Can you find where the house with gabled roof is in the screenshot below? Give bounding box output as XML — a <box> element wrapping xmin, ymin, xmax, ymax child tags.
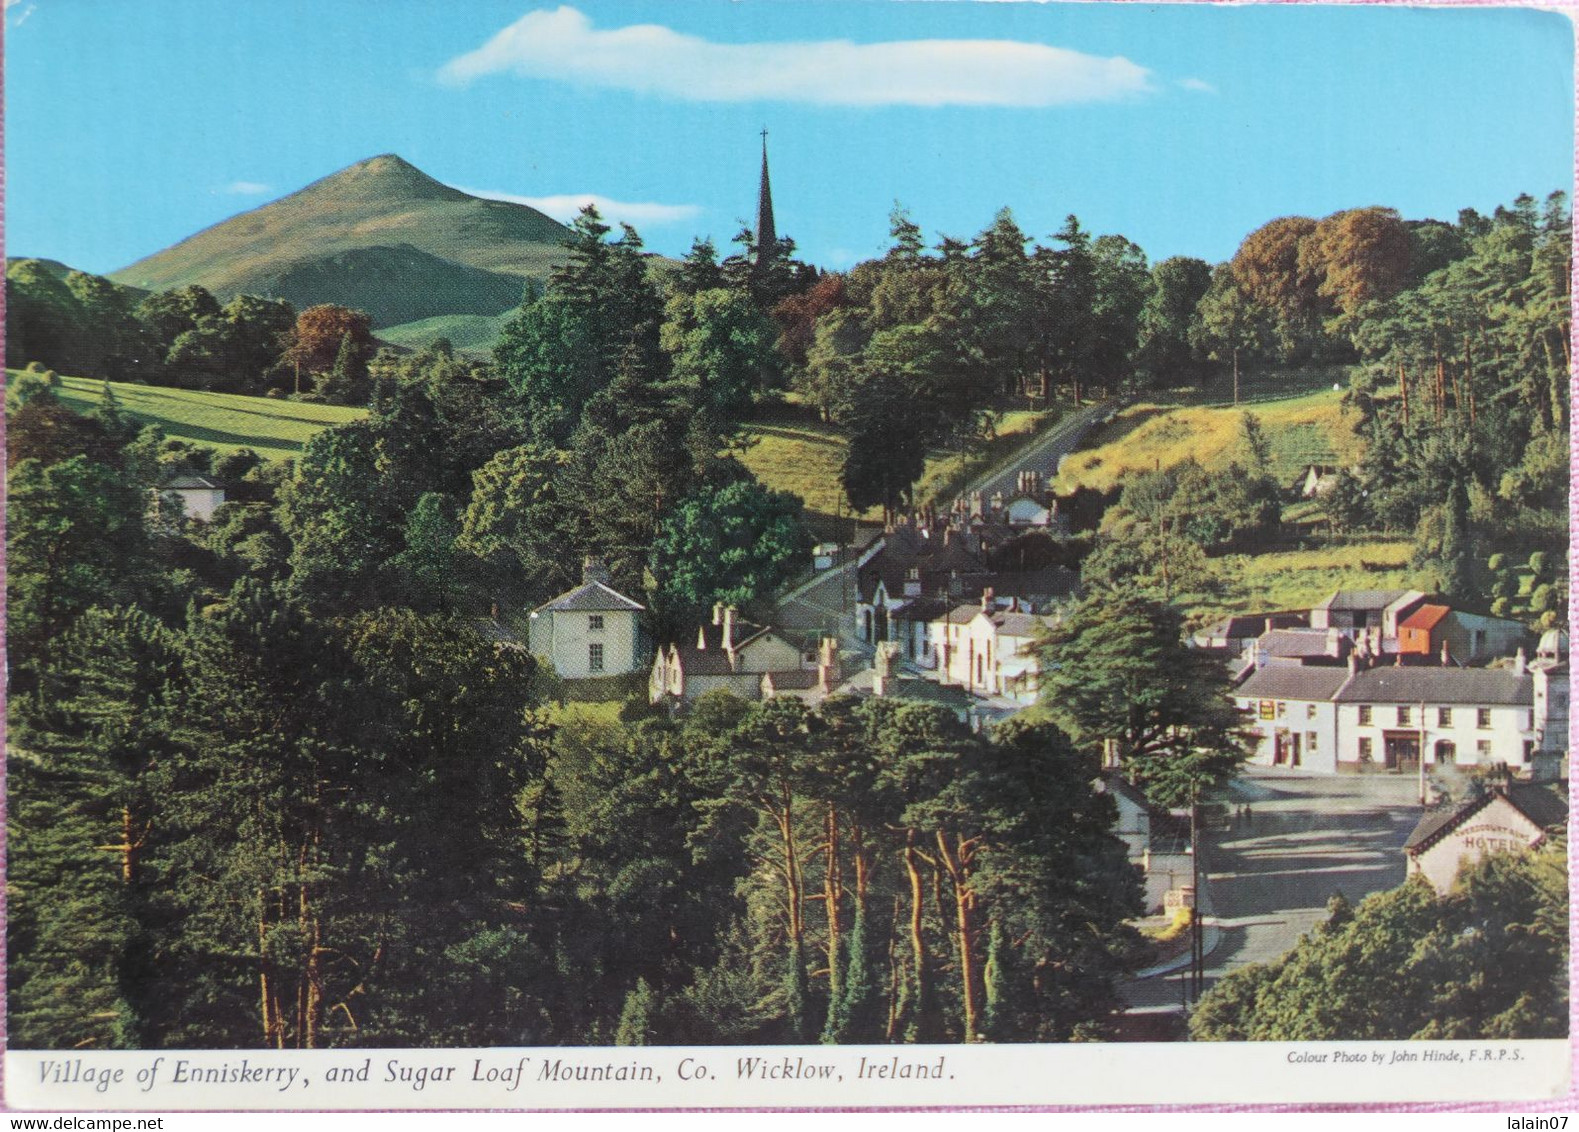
<box><xmin>1235</xmin><ymin>665</ymin><xmax>1351</xmax><ymax>773</ymax></box>
<box><xmin>1333</xmin><ymin>663</ymin><xmax>1542</xmax><ymax>773</ymax></box>
<box><xmin>1404</xmin><ymin>779</ymin><xmax>1567</xmax><ymax>894</ymax></box>
<box><xmin>157</xmin><ymin>474</ymin><xmax>226</xmax><ymax>522</ymax></box>
<box><xmin>528</xmin><ymin>558</ymin><xmax>647</xmax><ymax>679</ymax></box>
<box><xmin>649</xmin><ymin>604</ymin><xmax>810</xmax><ymax>706</ymax></box>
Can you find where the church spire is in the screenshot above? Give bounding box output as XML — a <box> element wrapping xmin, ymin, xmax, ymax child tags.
<box><xmin>755</xmin><ymin>128</ymin><xmax>777</xmax><ymax>265</ymax></box>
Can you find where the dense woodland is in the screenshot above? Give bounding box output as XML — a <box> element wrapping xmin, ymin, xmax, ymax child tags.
<box><xmin>7</xmin><ymin>190</ymin><xmax>1569</xmax><ymax>1048</ymax></box>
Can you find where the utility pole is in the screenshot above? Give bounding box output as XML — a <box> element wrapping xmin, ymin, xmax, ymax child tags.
<box><xmin>1189</xmin><ymin>783</ymin><xmax>1204</xmax><ymax>1004</ymax></box>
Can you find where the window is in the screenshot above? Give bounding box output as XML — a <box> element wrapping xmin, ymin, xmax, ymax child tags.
<box><xmin>1306</xmin><ymin>703</ymin><xmax>1318</xmax><ymax>720</ymax></box>
<box><xmin>1275</xmin><ymin>701</ymin><xmax>1286</xmax><ymax>719</ymax></box>
<box><xmin>1307</xmin><ymin>731</ymin><xmax>1319</xmax><ymax>752</ymax></box>
<box><xmin>1434</xmin><ymin>740</ymin><xmax>1455</xmax><ymax>765</ymax></box>
<box><xmin>1358</xmin><ymin>737</ymin><xmax>1373</xmax><ymax>761</ymax></box>
<box><xmin>1396</xmin><ymin>705</ymin><xmax>1412</xmax><ymax>726</ymax></box>
<box><xmin>1477</xmin><ymin>739</ymin><xmax>1492</xmax><ymax>760</ymax></box>
<box><xmin>588</xmin><ymin>643</ymin><xmax>605</xmax><ymax>673</ymax></box>
<box><xmin>1477</xmin><ymin>708</ymin><xmax>1492</xmax><ymax>729</ymax></box>
<box><xmin>588</xmin><ymin>615</ymin><xmax>605</xmax><ymax>631</ymax></box>
<box><xmin>1437</xmin><ymin>707</ymin><xmax>1452</xmax><ymax>727</ymax></box>
<box><xmin>1358</xmin><ymin>705</ymin><xmax>1373</xmax><ymax>726</ymax></box>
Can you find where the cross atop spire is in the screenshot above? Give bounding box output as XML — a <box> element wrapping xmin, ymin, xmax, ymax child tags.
<box><xmin>755</xmin><ymin>129</ymin><xmax>777</xmax><ymax>263</ymax></box>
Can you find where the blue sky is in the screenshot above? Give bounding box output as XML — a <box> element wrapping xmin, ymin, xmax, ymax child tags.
<box><xmin>5</xmin><ymin>1</ymin><xmax>1573</xmax><ymax>275</ymax></box>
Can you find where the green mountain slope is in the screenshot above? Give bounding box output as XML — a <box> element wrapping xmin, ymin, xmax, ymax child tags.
<box><xmin>377</xmin><ymin>311</ymin><xmax>515</xmax><ymax>355</ymax></box>
<box><xmin>109</xmin><ymin>154</ymin><xmax>568</xmax><ymax>321</ymax></box>
<box><xmin>256</xmin><ymin>244</ymin><xmax>527</xmax><ymax>329</ymax></box>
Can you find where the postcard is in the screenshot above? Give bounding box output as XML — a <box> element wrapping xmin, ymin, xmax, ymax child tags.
<box><xmin>3</xmin><ymin>0</ymin><xmax>1574</xmax><ymax>1114</ymax></box>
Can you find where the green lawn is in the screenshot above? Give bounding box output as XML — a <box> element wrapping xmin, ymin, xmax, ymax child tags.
<box><xmin>739</xmin><ymin>403</ymin><xmax>1061</xmax><ymax>535</ymax></box>
<box><xmin>1054</xmin><ymin>388</ymin><xmax>1361</xmax><ymax>493</ymax></box>
<box><xmin>42</xmin><ymin>374</ymin><xmax>365</xmax><ymax>461</ymax></box>
<box><xmin>378</xmin><ymin>312</ymin><xmax>513</xmax><ymax>355</ymax></box>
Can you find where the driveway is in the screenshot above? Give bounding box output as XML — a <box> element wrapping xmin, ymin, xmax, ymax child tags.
<box><xmin>1122</xmin><ymin>768</ymin><xmax>1423</xmax><ymax>1012</ymax></box>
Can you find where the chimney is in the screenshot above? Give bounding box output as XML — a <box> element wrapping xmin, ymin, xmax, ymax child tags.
<box><xmin>873</xmin><ymin>642</ymin><xmax>897</xmax><ymax>697</ymax></box>
<box><xmin>1440</xmin><ymin>640</ymin><xmax>1452</xmax><ymax>667</ymax></box>
<box><xmin>1514</xmin><ymin>646</ymin><xmax>1527</xmax><ymax>676</ymax></box>
<box><xmin>583</xmin><ymin>556</ymin><xmax>611</xmax><ymax>586</ymax></box>
<box><xmin>981</xmin><ymin>586</ymin><xmax>995</xmax><ymax>613</ymax></box>
<box><xmin>817</xmin><ymin>637</ymin><xmax>841</xmax><ymax>693</ymax></box>
<box><xmin>723</xmin><ymin>606</ymin><xmax>738</xmax><ymax>652</ymax></box>
<box><xmin>697</xmin><ymin>626</ymin><xmax>708</xmax><ymax>650</ymax></box>
<box><xmin>712</xmin><ymin>602</ymin><xmax>725</xmax><ymax>627</ymax></box>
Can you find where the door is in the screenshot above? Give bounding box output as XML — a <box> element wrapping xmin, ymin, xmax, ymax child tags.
<box><xmin>1383</xmin><ymin>732</ymin><xmax>1420</xmax><ymax>771</ymax></box>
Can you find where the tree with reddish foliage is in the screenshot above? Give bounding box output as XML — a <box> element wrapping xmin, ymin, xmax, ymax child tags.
<box><xmin>1298</xmin><ymin>206</ymin><xmax>1413</xmax><ymax>322</ymax></box>
<box><xmin>771</xmin><ymin>273</ymin><xmax>847</xmax><ymax>368</ymax></box>
<box><xmin>283</xmin><ymin>305</ymin><xmax>374</xmax><ymax>390</ymax></box>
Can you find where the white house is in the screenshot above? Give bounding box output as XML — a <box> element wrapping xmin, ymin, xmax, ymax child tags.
<box><xmin>160</xmin><ymin>475</ymin><xmax>226</xmax><ymax>522</ymax></box>
<box><xmin>1332</xmin><ymin>666</ymin><xmax>1540</xmax><ymax>772</ymax></box>
<box><xmin>1403</xmin><ymin>780</ymin><xmax>1567</xmax><ymax>894</ymax></box>
<box><xmin>1235</xmin><ymin>665</ymin><xmax>1350</xmax><ymax>773</ymax></box>
<box><xmin>528</xmin><ymin>560</ymin><xmax>646</xmax><ymax>680</ymax></box>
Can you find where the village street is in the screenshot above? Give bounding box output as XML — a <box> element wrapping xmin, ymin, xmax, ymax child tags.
<box><xmin>1122</xmin><ymin>769</ymin><xmax>1423</xmax><ymax>1013</ymax></box>
<box><xmin>771</xmin><ymin>399</ymin><xmax>1115</xmax><ymax>650</ymax></box>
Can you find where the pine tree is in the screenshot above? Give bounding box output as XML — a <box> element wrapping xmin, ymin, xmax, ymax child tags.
<box><xmin>615</xmin><ymin>978</ymin><xmax>658</xmax><ymax>1046</ymax></box>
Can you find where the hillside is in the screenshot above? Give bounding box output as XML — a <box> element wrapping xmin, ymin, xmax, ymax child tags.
<box><xmin>378</xmin><ymin>311</ymin><xmax>516</xmax><ymax>355</ymax></box>
<box><xmin>1052</xmin><ymin>389</ymin><xmax>1363</xmax><ymax>493</ymax></box>
<box><xmin>109</xmin><ymin>155</ymin><xmax>569</xmax><ymax>326</ymax></box>
<box><xmin>46</xmin><ymin>374</ymin><xmax>364</xmax><ymax>462</ymax></box>
<box><xmin>258</xmin><ymin>244</ymin><xmax>527</xmax><ymax>329</ymax></box>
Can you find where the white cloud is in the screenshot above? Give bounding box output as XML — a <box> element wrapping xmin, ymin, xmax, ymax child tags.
<box><xmin>9</xmin><ymin>3</ymin><xmax>35</xmax><ymax>26</ymax></box>
<box><xmin>225</xmin><ymin>181</ymin><xmax>272</xmax><ymax>195</ymax></box>
<box><xmin>439</xmin><ymin>6</ymin><xmax>1153</xmax><ymax>107</ymax></box>
<box><xmin>456</xmin><ymin>186</ymin><xmax>701</xmax><ymax>228</ymax></box>
<box><xmin>1179</xmin><ymin>77</ymin><xmax>1217</xmax><ymax>94</ymax></box>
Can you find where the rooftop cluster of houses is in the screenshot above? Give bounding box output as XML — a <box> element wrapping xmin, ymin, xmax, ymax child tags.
<box><xmin>854</xmin><ymin>502</ymin><xmax>1080</xmax><ymax>705</ymax></box>
<box><xmin>1211</xmin><ymin>589</ymin><xmax>1568</xmax><ymax>777</ymax></box>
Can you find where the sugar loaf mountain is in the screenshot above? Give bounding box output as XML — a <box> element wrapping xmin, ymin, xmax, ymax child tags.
<box><xmin>108</xmin><ymin>154</ymin><xmax>572</xmax><ymax>332</ymax></box>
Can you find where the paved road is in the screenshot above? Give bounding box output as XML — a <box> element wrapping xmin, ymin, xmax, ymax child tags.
<box><xmin>1123</xmin><ymin>769</ymin><xmax>1423</xmax><ymax>1011</ymax></box>
<box><xmin>968</xmin><ymin>400</ymin><xmax>1114</xmax><ymax>502</ymax></box>
<box><xmin>771</xmin><ymin>400</ymin><xmax>1115</xmax><ymax>650</ymax></box>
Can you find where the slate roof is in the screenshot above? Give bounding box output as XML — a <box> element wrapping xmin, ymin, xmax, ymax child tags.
<box><xmin>1199</xmin><ymin>611</ymin><xmax>1308</xmax><ymax>642</ymax></box>
<box><xmin>943</xmin><ymin>602</ymin><xmax>987</xmax><ymax>625</ymax></box>
<box><xmin>838</xmin><ymin>670</ymin><xmax>974</xmax><ymax>708</ymax></box>
<box><xmin>534</xmin><ymin>581</ymin><xmax>645</xmax><ymax>614</ymax></box>
<box><xmin>890</xmin><ymin>597</ymin><xmax>952</xmax><ymax>623</ymax></box>
<box><xmin>1235</xmin><ymin>666</ymin><xmax>1353</xmax><ymax>701</ymax></box>
<box><xmin>990</xmin><ymin>611</ymin><xmax>1046</xmax><ymax>639</ymax></box>
<box><xmin>1404</xmin><ymin>782</ymin><xmax>1568</xmax><ymax>853</ymax></box>
<box><xmin>1315</xmin><ymin>589</ymin><xmax>1411</xmax><ymax>612</ymax></box>
<box><xmin>1333</xmin><ymin>667</ymin><xmax>1532</xmax><ymax>707</ymax></box>
<box><xmin>163</xmin><ymin>475</ymin><xmax>222</xmax><ymax>491</ymax></box>
<box><xmin>1259</xmin><ymin>628</ymin><xmax>1343</xmax><ymax>659</ymax></box>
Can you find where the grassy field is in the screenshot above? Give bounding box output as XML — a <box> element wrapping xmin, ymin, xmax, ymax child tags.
<box><xmin>378</xmin><ymin>312</ymin><xmax>513</xmax><ymax>355</ymax></box>
<box><xmin>739</xmin><ymin>404</ymin><xmax>1058</xmax><ymax>536</ymax></box>
<box><xmin>44</xmin><ymin>374</ymin><xmax>364</xmax><ymax>461</ymax></box>
<box><xmin>1053</xmin><ymin>388</ymin><xmax>1362</xmax><ymax>493</ymax></box>
<box><xmin>1216</xmin><ymin>540</ymin><xmax>1423</xmax><ymax>618</ymax></box>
